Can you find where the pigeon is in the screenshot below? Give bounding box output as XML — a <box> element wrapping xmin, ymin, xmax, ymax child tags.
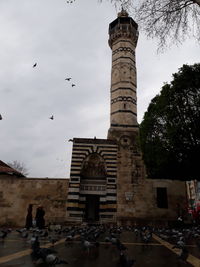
<box><xmin>82</xmin><ymin>240</ymin><xmax>97</xmax><ymax>254</ymax></box>
<box><xmin>65</xmin><ymin>78</ymin><xmax>71</xmax><ymax>81</ymax></box>
<box><xmin>173</xmin><ymin>239</ymin><xmax>185</xmax><ymax>249</ymax></box>
<box><xmin>16</xmin><ymin>228</ymin><xmax>26</xmax><ymax>234</ymax></box>
<box><xmin>21</xmin><ymin>231</ymin><xmax>29</xmax><ymax>238</ymax></box>
<box><xmin>105</xmin><ymin>236</ymin><xmax>111</xmax><ymax>242</ymax></box>
<box><xmin>33</xmin><ymin>63</ymin><xmax>37</xmax><ymax>68</ymax></box>
<box><xmin>0</xmin><ymin>230</ymin><xmax>8</xmax><ymax>240</ymax></box>
<box><xmin>32</xmin><ymin>247</ymin><xmax>58</xmax><ymax>264</ymax></box>
<box><xmin>71</xmin><ymin>84</ymin><xmax>75</xmax><ymax>87</ymax></box>
<box><xmin>119</xmin><ymin>252</ymin><xmax>135</xmax><ymax>267</ymax></box>
<box><xmin>178</xmin><ymin>247</ymin><xmax>189</xmax><ymax>262</ymax></box>
<box><xmin>142</xmin><ymin>233</ymin><xmax>151</xmax><ymax>244</ymax></box>
<box><xmin>45</xmin><ymin>254</ymin><xmax>68</xmax><ymax>265</ymax></box>
<box><xmin>0</xmin><ymin>114</ymin><xmax>2</xmax><ymax>120</ymax></box>
<box><xmin>39</xmin><ymin>230</ymin><xmax>48</xmax><ymax>238</ymax></box>
<box><xmin>65</xmin><ymin>235</ymin><xmax>74</xmax><ymax>241</ymax></box>
<box><xmin>49</xmin><ymin>115</ymin><xmax>54</xmax><ymax>120</ymax></box>
<box><xmin>110</xmin><ymin>237</ymin><xmax>118</xmax><ymax>245</ymax></box>
<box><xmin>195</xmin><ymin>238</ymin><xmax>200</xmax><ymax>251</ymax></box>
<box><xmin>31</xmin><ymin>236</ymin><xmax>40</xmax><ymax>250</ymax></box>
<box><xmin>116</xmin><ymin>240</ymin><xmax>127</xmax><ymax>251</ymax></box>
<box><xmin>48</xmin><ymin>235</ymin><xmax>59</xmax><ymax>246</ymax></box>
<box><xmin>31</xmin><ymin>237</ymin><xmax>58</xmax><ymax>263</ymax></box>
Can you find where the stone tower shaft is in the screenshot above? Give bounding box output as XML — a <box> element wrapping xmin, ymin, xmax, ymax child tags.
<box><xmin>108</xmin><ymin>10</ymin><xmax>139</xmax><ymax>140</ymax></box>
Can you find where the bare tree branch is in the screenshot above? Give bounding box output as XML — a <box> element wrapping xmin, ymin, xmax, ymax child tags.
<box><xmin>7</xmin><ymin>160</ymin><xmax>29</xmax><ymax>176</ymax></box>
<box><xmin>100</xmin><ymin>0</ymin><xmax>200</xmax><ymax>50</ymax></box>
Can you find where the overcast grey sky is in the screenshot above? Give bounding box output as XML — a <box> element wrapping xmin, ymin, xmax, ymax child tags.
<box><xmin>0</xmin><ymin>0</ymin><xmax>199</xmax><ymax>178</ymax></box>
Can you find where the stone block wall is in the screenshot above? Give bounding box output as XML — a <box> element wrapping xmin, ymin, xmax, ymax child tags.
<box><xmin>117</xmin><ymin>178</ymin><xmax>187</xmax><ymax>225</ymax></box>
<box><xmin>0</xmin><ymin>174</ymin><xmax>187</xmax><ymax>227</ymax></box>
<box><xmin>0</xmin><ymin>177</ymin><xmax>68</xmax><ymax>227</ymax></box>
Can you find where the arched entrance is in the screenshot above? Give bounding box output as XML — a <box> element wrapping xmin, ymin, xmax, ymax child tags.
<box><xmin>80</xmin><ymin>153</ymin><xmax>106</xmax><ymax>222</ymax></box>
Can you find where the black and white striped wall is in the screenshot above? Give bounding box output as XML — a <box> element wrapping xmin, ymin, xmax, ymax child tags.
<box><xmin>66</xmin><ymin>138</ymin><xmax>118</xmax><ymax>223</ymax></box>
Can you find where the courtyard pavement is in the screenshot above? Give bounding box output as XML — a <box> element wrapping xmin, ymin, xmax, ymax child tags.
<box><xmin>0</xmin><ymin>229</ymin><xmax>200</xmax><ymax>267</ymax></box>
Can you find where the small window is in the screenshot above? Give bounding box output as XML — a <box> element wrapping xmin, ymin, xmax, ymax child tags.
<box><xmin>156</xmin><ymin>187</ymin><xmax>168</xmax><ymax>209</ymax></box>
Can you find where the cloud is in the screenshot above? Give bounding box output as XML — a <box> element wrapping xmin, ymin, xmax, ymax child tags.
<box><xmin>0</xmin><ymin>0</ymin><xmax>199</xmax><ymax>178</ymax></box>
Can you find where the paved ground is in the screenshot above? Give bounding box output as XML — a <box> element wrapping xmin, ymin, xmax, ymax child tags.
<box><xmin>0</xmin><ymin>230</ymin><xmax>199</xmax><ymax>267</ymax></box>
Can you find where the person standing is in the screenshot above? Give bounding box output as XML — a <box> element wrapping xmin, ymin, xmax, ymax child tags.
<box><xmin>25</xmin><ymin>204</ymin><xmax>33</xmax><ymax>229</ymax></box>
<box><xmin>35</xmin><ymin>206</ymin><xmax>45</xmax><ymax>229</ymax></box>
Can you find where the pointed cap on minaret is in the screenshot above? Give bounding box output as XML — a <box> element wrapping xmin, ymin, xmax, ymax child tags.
<box><xmin>117</xmin><ymin>8</ymin><xmax>129</xmax><ymax>18</ymax></box>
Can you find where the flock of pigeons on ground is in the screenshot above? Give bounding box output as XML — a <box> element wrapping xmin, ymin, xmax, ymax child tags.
<box><xmin>0</xmin><ymin>62</ymin><xmax>76</xmax><ymax>122</ymax></box>
<box><xmin>1</xmin><ymin>224</ymin><xmax>200</xmax><ymax>266</ymax></box>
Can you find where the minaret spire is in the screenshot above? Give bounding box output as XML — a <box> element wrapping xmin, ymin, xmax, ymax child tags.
<box><xmin>118</xmin><ymin>4</ymin><xmax>128</xmax><ymax>17</ymax></box>
<box><xmin>108</xmin><ymin>11</ymin><xmax>139</xmax><ymax>141</ymax></box>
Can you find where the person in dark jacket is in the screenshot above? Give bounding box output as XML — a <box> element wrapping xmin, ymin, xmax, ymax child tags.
<box><xmin>25</xmin><ymin>204</ymin><xmax>33</xmax><ymax>229</ymax></box>
<box><xmin>35</xmin><ymin>206</ymin><xmax>45</xmax><ymax>229</ymax></box>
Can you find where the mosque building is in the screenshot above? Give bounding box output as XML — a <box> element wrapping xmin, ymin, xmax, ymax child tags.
<box><xmin>66</xmin><ymin>10</ymin><xmax>187</xmax><ymax>225</ymax></box>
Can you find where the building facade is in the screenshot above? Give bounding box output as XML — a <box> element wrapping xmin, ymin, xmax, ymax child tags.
<box><xmin>66</xmin><ymin>10</ymin><xmax>187</xmax><ymax>224</ymax></box>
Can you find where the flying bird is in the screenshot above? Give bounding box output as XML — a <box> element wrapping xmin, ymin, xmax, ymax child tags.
<box><xmin>0</xmin><ymin>114</ymin><xmax>2</xmax><ymax>120</ymax></box>
<box><xmin>49</xmin><ymin>115</ymin><xmax>54</xmax><ymax>120</ymax></box>
<box><xmin>33</xmin><ymin>63</ymin><xmax>37</xmax><ymax>68</ymax></box>
<box><xmin>68</xmin><ymin>139</ymin><xmax>73</xmax><ymax>142</ymax></box>
<box><xmin>71</xmin><ymin>84</ymin><xmax>76</xmax><ymax>87</ymax></box>
<box><xmin>65</xmin><ymin>78</ymin><xmax>71</xmax><ymax>81</ymax></box>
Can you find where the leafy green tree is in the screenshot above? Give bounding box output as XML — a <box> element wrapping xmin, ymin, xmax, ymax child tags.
<box><xmin>140</xmin><ymin>63</ymin><xmax>200</xmax><ymax>180</ymax></box>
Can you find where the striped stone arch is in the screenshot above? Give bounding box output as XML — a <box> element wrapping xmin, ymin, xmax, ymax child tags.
<box><xmin>66</xmin><ymin>138</ymin><xmax>118</xmax><ymax>222</ymax></box>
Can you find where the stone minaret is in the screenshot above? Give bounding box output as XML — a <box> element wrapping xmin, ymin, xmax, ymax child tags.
<box><xmin>66</xmin><ymin>9</ymin><xmax>187</xmax><ymax>225</ymax></box>
<box><xmin>107</xmin><ymin>10</ymin><xmax>145</xmax><ymax>221</ymax></box>
<box><xmin>108</xmin><ymin>9</ymin><xmax>139</xmax><ymax>141</ymax></box>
